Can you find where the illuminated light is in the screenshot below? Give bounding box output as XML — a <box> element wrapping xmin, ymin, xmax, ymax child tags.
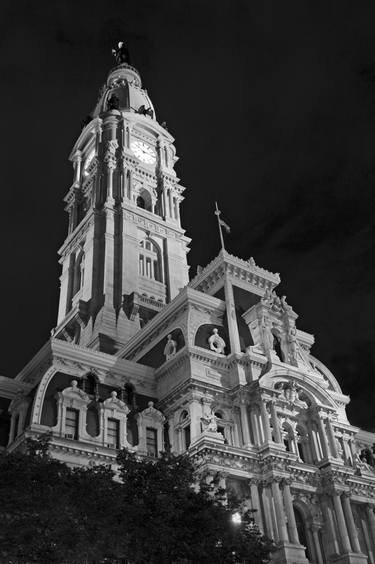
<box><xmin>231</xmin><ymin>512</ymin><xmax>241</xmax><ymax>524</ymax></box>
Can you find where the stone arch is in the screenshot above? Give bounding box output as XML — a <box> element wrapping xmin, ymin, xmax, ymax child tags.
<box><xmin>136</xmin><ymin>187</ymin><xmax>152</xmax><ymax>212</ymax></box>
<box><xmin>309</xmin><ymin>354</ymin><xmax>342</xmax><ymax>393</ymax></box>
<box><xmin>265</xmin><ymin>371</ymin><xmax>338</xmax><ymax>410</ymax></box>
<box><xmin>138</xmin><ymin>233</ymin><xmax>163</xmax><ymax>282</ymax></box>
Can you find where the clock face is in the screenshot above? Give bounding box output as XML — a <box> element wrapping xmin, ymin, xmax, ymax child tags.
<box><xmin>130</xmin><ymin>140</ymin><xmax>156</xmax><ymax>164</ymax></box>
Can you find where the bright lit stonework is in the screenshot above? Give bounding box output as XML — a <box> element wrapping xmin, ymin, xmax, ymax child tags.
<box><xmin>1</xmin><ymin>47</ymin><xmax>375</xmax><ymax>564</ymax></box>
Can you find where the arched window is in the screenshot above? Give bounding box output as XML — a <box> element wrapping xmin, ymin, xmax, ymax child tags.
<box><xmin>272</xmin><ymin>331</ymin><xmax>284</xmax><ymax>361</ymax></box>
<box><xmin>138</xmin><ymin>237</ymin><xmax>162</xmax><ymax>282</ymax></box>
<box><xmin>136</xmin><ymin>188</ymin><xmax>153</xmax><ymax>212</ymax></box>
<box><xmin>282</xmin><ymin>423</ymin><xmax>295</xmax><ymax>453</ymax></box>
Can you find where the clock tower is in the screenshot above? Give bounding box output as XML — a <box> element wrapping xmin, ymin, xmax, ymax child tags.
<box><xmin>54</xmin><ymin>47</ymin><xmax>190</xmax><ymax>352</ymax></box>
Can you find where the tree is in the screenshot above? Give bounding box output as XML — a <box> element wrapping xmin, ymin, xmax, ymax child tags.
<box><xmin>0</xmin><ymin>437</ymin><xmax>274</xmax><ymax>563</ymax></box>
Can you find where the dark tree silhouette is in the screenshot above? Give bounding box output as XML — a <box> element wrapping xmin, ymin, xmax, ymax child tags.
<box><xmin>0</xmin><ymin>436</ymin><xmax>274</xmax><ymax>563</ymax></box>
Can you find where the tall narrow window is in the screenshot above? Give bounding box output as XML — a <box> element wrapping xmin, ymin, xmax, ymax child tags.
<box><xmin>138</xmin><ymin>237</ymin><xmax>162</xmax><ymax>282</ymax></box>
<box><xmin>107</xmin><ymin>418</ymin><xmax>120</xmax><ymax>449</ymax></box>
<box><xmin>184</xmin><ymin>425</ymin><xmax>191</xmax><ymax>449</ymax></box>
<box><xmin>65</xmin><ymin>408</ymin><xmax>79</xmax><ymax>440</ymax></box>
<box><xmin>146</xmin><ymin>427</ymin><xmax>158</xmax><ymax>457</ymax></box>
<box><xmin>139</xmin><ymin>255</ymin><xmax>145</xmax><ymax>276</ymax></box>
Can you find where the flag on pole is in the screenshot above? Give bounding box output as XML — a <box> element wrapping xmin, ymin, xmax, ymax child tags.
<box><xmin>214</xmin><ymin>202</ymin><xmax>231</xmax><ymax>251</ymax></box>
<box><xmin>219</xmin><ymin>217</ymin><xmax>231</xmax><ymax>233</ymax></box>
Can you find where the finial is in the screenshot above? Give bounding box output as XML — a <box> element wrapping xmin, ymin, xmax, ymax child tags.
<box><xmin>111</xmin><ymin>41</ymin><xmax>131</xmax><ymax>66</ymax></box>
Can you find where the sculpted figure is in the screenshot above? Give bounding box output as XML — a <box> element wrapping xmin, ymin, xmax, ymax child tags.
<box><xmin>261</xmin><ymin>288</ymin><xmax>273</xmax><ymax>306</ymax></box>
<box><xmin>287</xmin><ymin>325</ymin><xmax>298</xmax><ymax>363</ymax></box>
<box><xmin>261</xmin><ymin>316</ymin><xmax>274</xmax><ymax>351</ymax></box>
<box><xmin>281</xmin><ymin>295</ymin><xmax>293</xmax><ymax>313</ymax></box>
<box><xmin>208</xmin><ymin>328</ymin><xmax>226</xmax><ymax>355</ymax></box>
<box><xmin>201</xmin><ymin>410</ymin><xmax>218</xmax><ymax>432</ymax></box>
<box><xmin>112</xmin><ymin>41</ymin><xmax>131</xmax><ymax>65</ymax></box>
<box><xmin>163</xmin><ymin>334</ymin><xmax>177</xmax><ymax>361</ymax></box>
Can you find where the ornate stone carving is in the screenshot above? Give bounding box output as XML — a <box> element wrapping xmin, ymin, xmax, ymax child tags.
<box><xmin>261</xmin><ymin>315</ymin><xmax>274</xmax><ymax>352</ymax></box>
<box><xmin>104</xmin><ymin>139</ymin><xmax>118</xmax><ymax>170</ymax></box>
<box><xmin>208</xmin><ymin>328</ymin><xmax>226</xmax><ymax>355</ymax></box>
<box><xmin>163</xmin><ymin>334</ymin><xmax>177</xmax><ymax>361</ymax></box>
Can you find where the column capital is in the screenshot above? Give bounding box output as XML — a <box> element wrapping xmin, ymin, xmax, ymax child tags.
<box><xmin>280</xmin><ymin>477</ymin><xmax>293</xmax><ymax>488</ymax></box>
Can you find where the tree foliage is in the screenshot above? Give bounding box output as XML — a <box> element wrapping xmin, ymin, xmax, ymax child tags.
<box><xmin>0</xmin><ymin>436</ymin><xmax>275</xmax><ymax>563</ymax></box>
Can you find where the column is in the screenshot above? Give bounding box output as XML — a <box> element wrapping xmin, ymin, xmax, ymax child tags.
<box><xmin>189</xmin><ymin>397</ymin><xmax>202</xmax><ymax>442</ymax></box>
<box><xmin>311</xmin><ymin>526</ymin><xmax>324</xmax><ymax>564</ymax></box>
<box><xmin>366</xmin><ymin>505</ymin><xmax>375</xmax><ymax>550</ymax></box>
<box><xmin>271</xmin><ymin>481</ymin><xmax>288</xmax><ymax>541</ymax></box>
<box><xmin>168</xmin><ymin>188</ymin><xmax>173</xmax><ymax>219</ymax></box>
<box><xmin>326</xmin><ymin>418</ymin><xmax>338</xmax><ymax>458</ymax></box>
<box><xmin>332</xmin><ymin>492</ymin><xmax>351</xmax><ymax>553</ymax></box>
<box><xmin>232</xmin><ymin>407</ymin><xmax>241</xmax><ymax>447</ymax></box>
<box><xmin>342</xmin><ymin>493</ymin><xmax>361</xmax><ymax>552</ymax></box>
<box><xmin>250</xmin><ymin>410</ymin><xmax>260</xmax><ymax>445</ymax></box>
<box><xmin>239</xmin><ymin>403</ymin><xmax>251</xmax><ymax>446</ymax></box>
<box><xmin>223</xmin><ymin>275</ymin><xmax>242</xmax><ymax>354</ymax></box>
<box><xmin>249</xmin><ymin>480</ymin><xmax>264</xmax><ymax>532</ymax></box>
<box><xmin>282</xmin><ymin>481</ymin><xmax>299</xmax><ymax>544</ymax></box>
<box><xmin>73</xmin><ymin>150</ymin><xmax>82</xmax><ymax>185</ymax></box>
<box><xmin>162</xmin><ymin>185</ymin><xmax>168</xmax><ymax>218</ymax></box>
<box><xmin>261</xmin><ymin>483</ymin><xmax>275</xmax><ymax>538</ymax></box>
<box><xmin>321</xmin><ymin>496</ymin><xmax>340</xmax><ymax>556</ymax></box>
<box><xmin>270</xmin><ymin>402</ymin><xmax>282</xmax><ymax>443</ymax></box>
<box><xmin>260</xmin><ymin>400</ymin><xmax>272</xmax><ymax>442</ymax></box>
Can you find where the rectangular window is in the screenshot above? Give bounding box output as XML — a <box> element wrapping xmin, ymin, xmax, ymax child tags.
<box><xmin>65</xmin><ymin>408</ymin><xmax>79</xmax><ymax>440</ymax></box>
<box><xmin>146</xmin><ymin>427</ymin><xmax>158</xmax><ymax>457</ymax></box>
<box><xmin>184</xmin><ymin>425</ymin><xmax>191</xmax><ymax>449</ymax></box>
<box><xmin>107</xmin><ymin>418</ymin><xmax>120</xmax><ymax>449</ymax></box>
<box><xmin>139</xmin><ymin>255</ymin><xmax>144</xmax><ymax>276</ymax></box>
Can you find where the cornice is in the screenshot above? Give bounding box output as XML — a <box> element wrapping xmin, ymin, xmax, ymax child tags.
<box><xmin>0</xmin><ymin>377</ymin><xmax>33</xmax><ymax>399</ymax></box>
<box><xmin>118</xmin><ymin>286</ymin><xmax>225</xmax><ymax>360</ymax></box>
<box><xmin>14</xmin><ymin>338</ymin><xmax>155</xmax><ymax>392</ymax></box>
<box><xmin>58</xmin><ymin>209</ymin><xmax>95</xmax><ymax>258</ymax></box>
<box><xmin>121</xmin><ymin>204</ymin><xmax>191</xmax><ymax>243</ymax></box>
<box><xmin>189</xmin><ymin>250</ymin><xmax>280</xmax><ymax>295</ymax></box>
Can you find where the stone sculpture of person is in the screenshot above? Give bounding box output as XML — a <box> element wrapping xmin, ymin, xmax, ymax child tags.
<box><xmin>261</xmin><ymin>316</ymin><xmax>274</xmax><ymax>352</ymax></box>
<box><xmin>287</xmin><ymin>325</ymin><xmax>298</xmax><ymax>363</ymax></box>
<box><xmin>208</xmin><ymin>328</ymin><xmax>226</xmax><ymax>355</ymax></box>
<box><xmin>201</xmin><ymin>410</ymin><xmax>218</xmax><ymax>432</ymax></box>
<box><xmin>163</xmin><ymin>334</ymin><xmax>177</xmax><ymax>361</ymax></box>
<box><xmin>112</xmin><ymin>41</ymin><xmax>130</xmax><ymax>65</ymax></box>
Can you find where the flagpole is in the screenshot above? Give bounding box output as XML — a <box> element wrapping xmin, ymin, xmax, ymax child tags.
<box><xmin>214</xmin><ymin>201</ymin><xmax>225</xmax><ymax>251</ymax></box>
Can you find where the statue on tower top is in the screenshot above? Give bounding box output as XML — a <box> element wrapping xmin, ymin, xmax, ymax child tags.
<box><xmin>112</xmin><ymin>41</ymin><xmax>131</xmax><ymax>65</ymax></box>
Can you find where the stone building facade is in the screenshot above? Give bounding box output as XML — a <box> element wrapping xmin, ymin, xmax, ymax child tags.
<box><xmin>1</xmin><ymin>49</ymin><xmax>375</xmax><ymax>564</ymax></box>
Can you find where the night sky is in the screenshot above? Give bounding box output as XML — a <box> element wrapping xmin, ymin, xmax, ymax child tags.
<box><xmin>1</xmin><ymin>1</ymin><xmax>375</xmax><ymax>430</ymax></box>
